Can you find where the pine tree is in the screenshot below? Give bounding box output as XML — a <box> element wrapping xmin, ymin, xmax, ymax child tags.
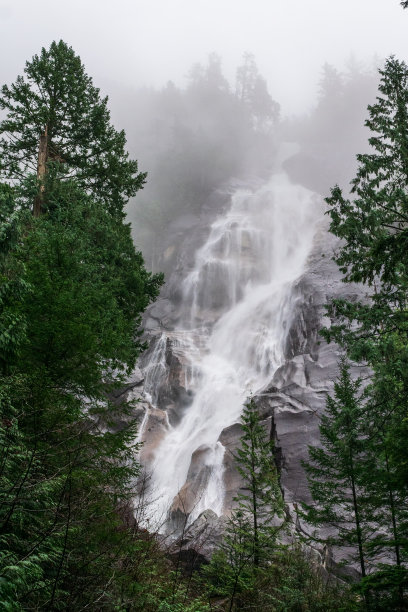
<box><xmin>0</xmin><ymin>40</ymin><xmax>146</xmax><ymax>217</ymax></box>
<box><xmin>233</xmin><ymin>397</ymin><xmax>284</xmax><ymax>567</ymax></box>
<box><xmin>235</xmin><ymin>53</ymin><xmax>279</xmax><ymax>131</ymax></box>
<box><xmin>319</xmin><ymin>56</ymin><xmax>408</xmax><ymax>610</ymax></box>
<box><xmin>0</xmin><ymin>43</ymin><xmax>164</xmax><ymax>609</ymax></box>
<box><xmin>202</xmin><ymin>510</ymin><xmax>255</xmax><ymax>611</ymax></box>
<box><xmin>16</xmin><ymin>179</ymin><xmax>162</xmax><ymax>395</ymax></box>
<box><xmin>302</xmin><ymin>361</ymin><xmax>372</xmax><ymax>581</ymax></box>
<box><xmin>0</xmin><ymin>183</ymin><xmax>162</xmax><ymax>607</ymax></box>
<box><xmin>357</xmin><ymin>422</ymin><xmax>408</xmax><ymax>609</ymax></box>
<box><xmin>303</xmin><ymin>362</ymin><xmax>408</xmax><ymax>608</ymax></box>
<box><xmin>202</xmin><ymin>399</ymin><xmax>283</xmax><ymax>610</ymax></box>
<box><xmin>323</xmin><ymin>55</ymin><xmax>408</xmax><ymax>537</ymax></box>
<box><xmin>203</xmin><ymin>395</ymin><xmax>357</xmax><ymax>610</ymax></box>
<box><xmin>325</xmin><ymin>57</ymin><xmax>408</xmax><ymax>291</ymax></box>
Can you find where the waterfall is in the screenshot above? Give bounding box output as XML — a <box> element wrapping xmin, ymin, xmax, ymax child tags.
<box><xmin>141</xmin><ymin>155</ymin><xmax>321</xmax><ymax>531</ymax></box>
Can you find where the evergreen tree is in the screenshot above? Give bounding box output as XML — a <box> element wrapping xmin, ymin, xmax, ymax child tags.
<box><xmin>240</xmin><ymin>545</ymin><xmax>360</xmax><ymax>612</ymax></box>
<box><xmin>0</xmin><ymin>184</ymin><xmax>162</xmax><ymax>608</ymax></box>
<box><xmin>325</xmin><ymin>57</ymin><xmax>408</xmax><ymax>290</ymax></box>
<box><xmin>319</xmin><ymin>55</ymin><xmax>408</xmax><ymax>610</ymax></box>
<box><xmin>204</xmin><ymin>441</ymin><xmax>357</xmax><ymax>612</ymax></box>
<box><xmin>15</xmin><ymin>179</ymin><xmax>162</xmax><ymax>395</ymax></box>
<box><xmin>233</xmin><ymin>397</ymin><xmax>284</xmax><ymax>567</ymax></box>
<box><xmin>0</xmin><ymin>40</ymin><xmax>146</xmax><ymax>217</ymax></box>
<box><xmin>302</xmin><ymin>361</ymin><xmax>372</xmax><ymax>582</ymax></box>
<box><xmin>357</xmin><ymin>416</ymin><xmax>408</xmax><ymax>609</ymax></box>
<box><xmin>202</xmin><ymin>510</ymin><xmax>255</xmax><ymax>611</ymax></box>
<box><xmin>236</xmin><ymin>53</ymin><xmax>279</xmax><ymax>131</ymax></box>
<box><xmin>323</xmin><ymin>55</ymin><xmax>408</xmax><ymax>518</ymax></box>
<box><xmin>0</xmin><ymin>43</ymin><xmax>166</xmax><ymax>609</ymax></box>
<box><xmin>203</xmin><ymin>398</ymin><xmax>283</xmax><ymax>610</ymax></box>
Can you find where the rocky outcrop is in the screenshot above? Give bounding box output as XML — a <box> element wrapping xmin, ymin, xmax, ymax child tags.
<box><xmin>167</xmin><ymin>509</ymin><xmax>228</xmax><ymax>572</ymax></box>
<box><xmin>210</xmin><ymin>219</ymin><xmax>366</xmax><ymax>510</ymax></box>
<box><xmin>134</xmin><ymin>176</ymin><xmax>368</xmax><ymax>574</ymax></box>
<box><xmin>261</xmin><ymin>220</ymin><xmax>366</xmax><ymax>508</ymax></box>
<box><xmin>168</xmin><ymin>446</ymin><xmax>215</xmax><ymax>531</ymax></box>
<box><xmin>139</xmin><ymin>408</ymin><xmax>169</xmax><ymax>464</ymax></box>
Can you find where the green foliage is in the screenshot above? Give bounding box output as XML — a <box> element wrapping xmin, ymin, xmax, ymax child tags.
<box><xmin>0</xmin><ymin>41</ymin><xmax>184</xmax><ymax>611</ymax></box>
<box><xmin>240</xmin><ymin>546</ymin><xmax>360</xmax><ymax>612</ymax></box>
<box><xmin>202</xmin><ymin>511</ymin><xmax>256</xmax><ymax>606</ymax></box>
<box><xmin>0</xmin><ymin>40</ymin><xmax>146</xmax><ymax>217</ymax></box>
<box><xmin>357</xmin><ymin>565</ymin><xmax>408</xmax><ymax>611</ymax></box>
<box><xmin>0</xmin><ymin>190</ymin><xmax>156</xmax><ymax>606</ymax></box>
<box><xmin>323</xmin><ymin>56</ymin><xmax>408</xmax><ymax>501</ymax></box>
<box><xmin>318</xmin><ymin>56</ymin><xmax>408</xmax><ymax>609</ymax></box>
<box><xmin>302</xmin><ymin>361</ymin><xmax>372</xmax><ymax>577</ymax></box>
<box><xmin>204</xmin><ymin>543</ymin><xmax>359</xmax><ymax>611</ymax></box>
<box><xmin>233</xmin><ymin>397</ymin><xmax>284</xmax><ymax>566</ymax></box>
<box><xmin>203</xmin><ymin>398</ymin><xmax>284</xmax><ymax>610</ymax></box>
<box><xmin>325</xmin><ymin>57</ymin><xmax>408</xmax><ymax>288</ymax></box>
<box><xmin>15</xmin><ymin>179</ymin><xmax>162</xmax><ymax>395</ymax></box>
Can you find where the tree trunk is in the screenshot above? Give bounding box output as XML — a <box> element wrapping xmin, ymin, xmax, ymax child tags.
<box><xmin>384</xmin><ymin>453</ymin><xmax>404</xmax><ymax>608</ymax></box>
<box><xmin>349</xmin><ymin>450</ymin><xmax>372</xmax><ymax>610</ymax></box>
<box><xmin>349</xmin><ymin>458</ymin><xmax>366</xmax><ymax>578</ymax></box>
<box><xmin>33</xmin><ymin>125</ymin><xmax>48</xmax><ymax>217</ymax></box>
<box><xmin>250</xmin><ymin>424</ymin><xmax>259</xmax><ymax>567</ymax></box>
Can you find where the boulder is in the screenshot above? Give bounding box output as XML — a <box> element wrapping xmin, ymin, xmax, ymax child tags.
<box><xmin>168</xmin><ymin>509</ymin><xmax>228</xmax><ymax>569</ymax></box>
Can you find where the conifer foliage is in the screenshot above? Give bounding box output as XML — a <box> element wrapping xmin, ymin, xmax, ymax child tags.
<box><xmin>203</xmin><ymin>398</ymin><xmax>283</xmax><ymax>608</ymax></box>
<box><xmin>323</xmin><ymin>56</ymin><xmax>408</xmax><ymax>504</ymax></box>
<box><xmin>203</xmin><ymin>399</ymin><xmax>355</xmax><ymax>611</ymax></box>
<box><xmin>302</xmin><ymin>361</ymin><xmax>371</xmax><ymax>579</ymax></box>
<box><xmin>310</xmin><ymin>56</ymin><xmax>408</xmax><ymax>610</ymax></box>
<box><xmin>233</xmin><ymin>397</ymin><xmax>284</xmax><ymax>567</ymax></box>
<box><xmin>0</xmin><ymin>41</ymin><xmax>169</xmax><ymax>610</ymax></box>
<box><xmin>0</xmin><ymin>40</ymin><xmax>146</xmax><ymax>217</ymax></box>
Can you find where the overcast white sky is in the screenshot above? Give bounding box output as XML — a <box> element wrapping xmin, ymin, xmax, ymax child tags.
<box><xmin>0</xmin><ymin>0</ymin><xmax>407</xmax><ymax>114</ymax></box>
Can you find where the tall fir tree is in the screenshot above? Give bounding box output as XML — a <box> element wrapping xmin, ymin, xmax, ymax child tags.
<box><xmin>202</xmin><ymin>510</ymin><xmax>255</xmax><ymax>611</ymax></box>
<box><xmin>323</xmin><ymin>55</ymin><xmax>408</xmax><ymax>559</ymax></box>
<box><xmin>0</xmin><ymin>40</ymin><xmax>146</xmax><ymax>217</ymax></box>
<box><xmin>302</xmin><ymin>360</ymin><xmax>372</xmax><ymax>582</ymax></box>
<box><xmin>320</xmin><ymin>57</ymin><xmax>408</xmax><ymax>609</ymax></box>
<box><xmin>233</xmin><ymin>397</ymin><xmax>284</xmax><ymax>567</ymax></box>
<box><xmin>202</xmin><ymin>398</ymin><xmax>283</xmax><ymax>611</ymax></box>
<box><xmin>0</xmin><ymin>43</ymin><xmax>166</xmax><ymax>609</ymax></box>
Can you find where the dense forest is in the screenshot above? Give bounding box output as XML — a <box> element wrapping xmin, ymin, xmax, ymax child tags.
<box><xmin>0</xmin><ymin>6</ymin><xmax>408</xmax><ymax>609</ymax></box>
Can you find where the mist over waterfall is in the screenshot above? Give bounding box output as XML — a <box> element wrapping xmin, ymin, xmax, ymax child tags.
<box><xmin>140</xmin><ymin>152</ymin><xmax>321</xmax><ymax>531</ymax></box>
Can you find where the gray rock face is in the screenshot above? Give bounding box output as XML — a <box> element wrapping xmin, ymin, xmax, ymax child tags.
<box><xmin>218</xmin><ymin>423</ymin><xmax>244</xmax><ymax>512</ymax></box>
<box><xmin>134</xmin><ymin>182</ymin><xmax>368</xmax><ymax>572</ymax></box>
<box><xmin>168</xmin><ymin>446</ymin><xmax>215</xmax><ymax>532</ymax></box>
<box><xmin>139</xmin><ymin>407</ymin><xmax>169</xmax><ymax>464</ymax></box>
<box><xmin>260</xmin><ymin>222</ymin><xmax>366</xmax><ymax>510</ymax></box>
<box><xmin>167</xmin><ymin>509</ymin><xmax>228</xmax><ymax>571</ymax></box>
<box><xmin>185</xmin><ymin>220</ymin><xmax>366</xmax><ymax>527</ymax></box>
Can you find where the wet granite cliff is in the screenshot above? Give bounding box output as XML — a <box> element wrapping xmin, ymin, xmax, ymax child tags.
<box><xmin>127</xmin><ymin>170</ymin><xmax>366</xmax><ymax>575</ymax></box>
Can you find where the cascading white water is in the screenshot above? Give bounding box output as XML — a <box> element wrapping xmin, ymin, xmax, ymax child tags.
<box><xmin>142</xmin><ymin>153</ymin><xmax>321</xmax><ymax>530</ymax></box>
